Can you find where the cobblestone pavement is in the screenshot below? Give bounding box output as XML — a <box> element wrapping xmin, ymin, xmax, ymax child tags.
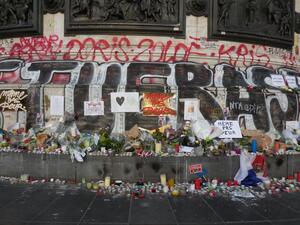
<box><xmin>0</xmin><ymin>182</ymin><xmax>300</xmax><ymax>225</ymax></box>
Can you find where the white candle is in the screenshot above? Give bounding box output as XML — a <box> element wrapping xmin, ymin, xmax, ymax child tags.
<box><xmin>104</xmin><ymin>176</ymin><xmax>111</xmax><ymax>187</ymax></box>
<box><xmin>160</xmin><ymin>174</ymin><xmax>167</xmax><ymax>186</ymax></box>
<box><xmin>155</xmin><ymin>142</ymin><xmax>162</xmax><ymax>154</ymax></box>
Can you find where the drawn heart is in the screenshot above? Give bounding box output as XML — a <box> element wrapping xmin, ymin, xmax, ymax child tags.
<box><xmin>116</xmin><ymin>97</ymin><xmax>125</xmax><ymax>106</ymax></box>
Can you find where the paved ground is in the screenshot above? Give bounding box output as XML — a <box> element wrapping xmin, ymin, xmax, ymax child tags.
<box><xmin>0</xmin><ymin>182</ymin><xmax>300</xmax><ymax>225</ymax></box>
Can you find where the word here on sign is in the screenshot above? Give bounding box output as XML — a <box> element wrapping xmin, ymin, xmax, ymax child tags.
<box><xmin>214</xmin><ymin>120</ymin><xmax>242</xmax><ymax>138</ymax></box>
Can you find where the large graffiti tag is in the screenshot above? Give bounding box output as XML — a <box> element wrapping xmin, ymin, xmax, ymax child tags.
<box><xmin>0</xmin><ymin>59</ymin><xmax>298</xmax><ymax>135</ymax></box>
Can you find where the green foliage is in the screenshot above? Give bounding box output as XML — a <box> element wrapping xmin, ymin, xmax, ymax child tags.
<box><xmin>152</xmin><ymin>129</ymin><xmax>164</xmax><ymax>142</ymax></box>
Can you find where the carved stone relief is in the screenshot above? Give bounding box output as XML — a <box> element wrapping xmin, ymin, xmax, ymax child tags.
<box><xmin>43</xmin><ymin>0</ymin><xmax>65</xmax><ymax>14</ymax></box>
<box><xmin>0</xmin><ymin>0</ymin><xmax>42</xmax><ymax>38</ymax></box>
<box><xmin>65</xmin><ymin>0</ymin><xmax>185</xmax><ymax>36</ymax></box>
<box><xmin>186</xmin><ymin>0</ymin><xmax>208</xmax><ymax>17</ymax></box>
<box><xmin>209</xmin><ymin>0</ymin><xmax>295</xmax><ymax>49</ymax></box>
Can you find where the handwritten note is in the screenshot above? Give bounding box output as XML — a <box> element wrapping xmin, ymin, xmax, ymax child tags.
<box><xmin>214</xmin><ymin>120</ymin><xmax>242</xmax><ymax>138</ymax></box>
<box><xmin>0</xmin><ymin>90</ymin><xmax>28</xmax><ymax>111</ymax></box>
<box><xmin>84</xmin><ymin>101</ymin><xmax>104</xmax><ymax>116</ymax></box>
<box><xmin>271</xmin><ymin>74</ymin><xmax>286</xmax><ymax>87</ymax></box>
<box><xmin>50</xmin><ymin>96</ymin><xmax>64</xmax><ymax>116</ymax></box>
<box><xmin>285</xmin><ymin>76</ymin><xmax>298</xmax><ymax>88</ymax></box>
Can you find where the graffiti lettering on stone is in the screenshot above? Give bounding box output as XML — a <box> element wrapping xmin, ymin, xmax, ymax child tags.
<box><xmin>0</xmin><ymin>59</ymin><xmax>297</xmax><ymax>134</ymax></box>
<box><xmin>0</xmin><ymin>90</ymin><xmax>27</xmax><ymax>111</ymax></box>
<box><xmin>0</xmin><ymin>35</ymin><xmax>297</xmax><ymax>68</ymax></box>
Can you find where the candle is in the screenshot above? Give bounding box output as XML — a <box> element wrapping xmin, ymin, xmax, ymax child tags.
<box><xmin>297</xmin><ymin>172</ymin><xmax>300</xmax><ymax>182</ymax></box>
<box><xmin>274</xmin><ymin>140</ymin><xmax>280</xmax><ymax>153</ymax></box>
<box><xmin>104</xmin><ymin>176</ymin><xmax>111</xmax><ymax>187</ymax></box>
<box><xmin>155</xmin><ymin>142</ymin><xmax>162</xmax><ymax>154</ymax></box>
<box><xmin>168</xmin><ymin>178</ymin><xmax>175</xmax><ymax>188</ymax></box>
<box><xmin>160</xmin><ymin>174</ymin><xmax>167</xmax><ymax>186</ymax></box>
<box><xmin>251</xmin><ymin>139</ymin><xmax>257</xmax><ymax>153</ymax></box>
<box><xmin>194</xmin><ymin>178</ymin><xmax>202</xmax><ymax>190</ymax></box>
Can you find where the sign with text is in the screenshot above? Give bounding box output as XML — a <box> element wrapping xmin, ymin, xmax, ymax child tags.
<box><xmin>84</xmin><ymin>101</ymin><xmax>104</xmax><ymax>116</ymax></box>
<box><xmin>0</xmin><ymin>90</ymin><xmax>28</xmax><ymax>111</ymax></box>
<box><xmin>189</xmin><ymin>164</ymin><xmax>203</xmax><ymax>174</ymax></box>
<box><xmin>271</xmin><ymin>74</ymin><xmax>286</xmax><ymax>87</ymax></box>
<box><xmin>214</xmin><ymin>120</ymin><xmax>242</xmax><ymax>138</ymax></box>
<box><xmin>285</xmin><ymin>76</ymin><xmax>298</xmax><ymax>88</ymax></box>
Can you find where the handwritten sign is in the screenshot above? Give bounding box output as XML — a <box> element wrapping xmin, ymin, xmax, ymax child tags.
<box><xmin>286</xmin><ymin>121</ymin><xmax>300</xmax><ymax>130</ymax></box>
<box><xmin>50</xmin><ymin>96</ymin><xmax>64</xmax><ymax>116</ymax></box>
<box><xmin>214</xmin><ymin>120</ymin><xmax>242</xmax><ymax>138</ymax></box>
<box><xmin>84</xmin><ymin>101</ymin><xmax>104</xmax><ymax>116</ymax></box>
<box><xmin>0</xmin><ymin>90</ymin><xmax>28</xmax><ymax>111</ymax></box>
<box><xmin>189</xmin><ymin>164</ymin><xmax>203</xmax><ymax>174</ymax></box>
<box><xmin>271</xmin><ymin>74</ymin><xmax>286</xmax><ymax>87</ymax></box>
<box><xmin>285</xmin><ymin>76</ymin><xmax>298</xmax><ymax>88</ymax></box>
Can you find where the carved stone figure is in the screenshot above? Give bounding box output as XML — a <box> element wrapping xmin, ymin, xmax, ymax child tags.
<box><xmin>186</xmin><ymin>0</ymin><xmax>208</xmax><ymax>17</ymax></box>
<box><xmin>72</xmin><ymin>0</ymin><xmax>92</xmax><ymax>18</ymax></box>
<box><xmin>267</xmin><ymin>0</ymin><xmax>283</xmax><ymax>24</ymax></box>
<box><xmin>166</xmin><ymin>0</ymin><xmax>176</xmax><ymax>17</ymax></box>
<box><xmin>279</xmin><ymin>14</ymin><xmax>291</xmax><ymax>36</ymax></box>
<box><xmin>217</xmin><ymin>0</ymin><xmax>235</xmax><ymax>27</ymax></box>
<box><xmin>43</xmin><ymin>0</ymin><xmax>65</xmax><ymax>14</ymax></box>
<box><xmin>140</xmin><ymin>0</ymin><xmax>163</xmax><ymax>22</ymax></box>
<box><xmin>246</xmin><ymin>0</ymin><xmax>257</xmax><ymax>26</ymax></box>
<box><xmin>104</xmin><ymin>0</ymin><xmax>123</xmax><ymax>21</ymax></box>
<box><xmin>14</xmin><ymin>0</ymin><xmax>30</xmax><ymax>25</ymax></box>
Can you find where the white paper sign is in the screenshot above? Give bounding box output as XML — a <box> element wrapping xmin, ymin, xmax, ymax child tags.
<box><xmin>214</xmin><ymin>120</ymin><xmax>242</xmax><ymax>138</ymax></box>
<box><xmin>271</xmin><ymin>74</ymin><xmax>286</xmax><ymax>87</ymax></box>
<box><xmin>286</xmin><ymin>121</ymin><xmax>300</xmax><ymax>130</ymax></box>
<box><xmin>84</xmin><ymin>101</ymin><xmax>104</xmax><ymax>116</ymax></box>
<box><xmin>50</xmin><ymin>96</ymin><xmax>64</xmax><ymax>116</ymax></box>
<box><xmin>285</xmin><ymin>76</ymin><xmax>298</xmax><ymax>88</ymax></box>
<box><xmin>184</xmin><ymin>99</ymin><xmax>199</xmax><ymax>121</ymax></box>
<box><xmin>111</xmin><ymin>92</ymin><xmax>140</xmax><ymax>113</ymax></box>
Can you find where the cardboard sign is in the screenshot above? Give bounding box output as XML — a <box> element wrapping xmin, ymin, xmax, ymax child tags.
<box><xmin>214</xmin><ymin>120</ymin><xmax>242</xmax><ymax>138</ymax></box>
<box><xmin>285</xmin><ymin>76</ymin><xmax>298</xmax><ymax>88</ymax></box>
<box><xmin>189</xmin><ymin>164</ymin><xmax>203</xmax><ymax>174</ymax></box>
<box><xmin>0</xmin><ymin>90</ymin><xmax>28</xmax><ymax>111</ymax></box>
<box><xmin>111</xmin><ymin>92</ymin><xmax>140</xmax><ymax>113</ymax></box>
<box><xmin>271</xmin><ymin>74</ymin><xmax>286</xmax><ymax>87</ymax></box>
<box><xmin>50</xmin><ymin>96</ymin><xmax>64</xmax><ymax>116</ymax></box>
<box><xmin>286</xmin><ymin>121</ymin><xmax>300</xmax><ymax>130</ymax></box>
<box><xmin>184</xmin><ymin>99</ymin><xmax>199</xmax><ymax>121</ymax></box>
<box><xmin>84</xmin><ymin>101</ymin><xmax>104</xmax><ymax>116</ymax></box>
<box><xmin>142</xmin><ymin>93</ymin><xmax>176</xmax><ymax>116</ymax></box>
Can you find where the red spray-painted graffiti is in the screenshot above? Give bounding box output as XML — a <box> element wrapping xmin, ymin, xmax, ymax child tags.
<box><xmin>5</xmin><ymin>35</ymin><xmax>299</xmax><ymax>68</ymax></box>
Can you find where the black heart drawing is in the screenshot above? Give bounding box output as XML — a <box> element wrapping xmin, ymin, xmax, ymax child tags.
<box><xmin>116</xmin><ymin>97</ymin><xmax>125</xmax><ymax>106</ymax></box>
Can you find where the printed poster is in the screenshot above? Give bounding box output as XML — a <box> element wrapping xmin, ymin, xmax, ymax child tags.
<box><xmin>142</xmin><ymin>93</ymin><xmax>176</xmax><ymax>116</ymax></box>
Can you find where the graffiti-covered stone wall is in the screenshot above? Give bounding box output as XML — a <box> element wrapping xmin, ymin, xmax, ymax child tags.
<box><xmin>0</xmin><ymin>3</ymin><xmax>299</xmax><ymax>134</ymax></box>
<box><xmin>0</xmin><ymin>59</ymin><xmax>298</xmax><ymax>137</ymax></box>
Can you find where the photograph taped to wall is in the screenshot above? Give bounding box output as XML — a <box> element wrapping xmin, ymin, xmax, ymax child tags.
<box><xmin>184</xmin><ymin>99</ymin><xmax>199</xmax><ymax>121</ymax></box>
<box><xmin>142</xmin><ymin>93</ymin><xmax>176</xmax><ymax>116</ymax></box>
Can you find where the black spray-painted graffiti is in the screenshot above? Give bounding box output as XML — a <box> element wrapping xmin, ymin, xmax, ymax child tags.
<box><xmin>0</xmin><ymin>59</ymin><xmax>298</xmax><ymax>134</ymax></box>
